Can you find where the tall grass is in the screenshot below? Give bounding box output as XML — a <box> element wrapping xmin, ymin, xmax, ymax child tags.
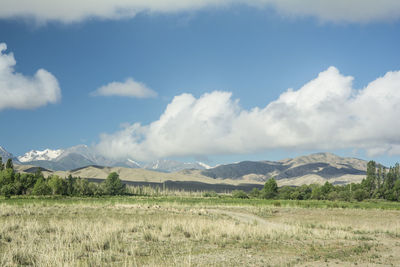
<box><xmin>1</xmin><ymin>199</ymin><xmax>400</xmax><ymax>266</ymax></box>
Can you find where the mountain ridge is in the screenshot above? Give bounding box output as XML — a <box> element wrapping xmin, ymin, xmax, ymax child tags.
<box><xmin>3</xmin><ymin>145</ymin><xmax>371</xmax><ymax>185</ymax></box>
<box><xmin>200</xmin><ymin>152</ymin><xmax>368</xmax><ymax>182</ymax></box>
<box><xmin>0</xmin><ymin>146</ymin><xmax>20</xmax><ymax>163</ymax></box>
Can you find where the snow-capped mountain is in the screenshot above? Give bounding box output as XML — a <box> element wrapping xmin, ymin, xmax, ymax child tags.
<box><xmin>13</xmin><ymin>144</ymin><xmax>206</xmax><ymax>172</ymax></box>
<box><xmin>17</xmin><ymin>145</ymin><xmax>141</xmax><ymax>171</ymax></box>
<box><xmin>127</xmin><ymin>159</ymin><xmax>141</xmax><ymax>168</ymax></box>
<box><xmin>144</xmin><ymin>159</ymin><xmax>210</xmax><ymax>172</ymax></box>
<box><xmin>18</xmin><ymin>149</ymin><xmax>64</xmax><ymax>162</ymax></box>
<box><xmin>197</xmin><ymin>162</ymin><xmax>211</xmax><ymax>169</ymax></box>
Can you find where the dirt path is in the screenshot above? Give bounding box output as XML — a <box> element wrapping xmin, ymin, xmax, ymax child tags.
<box><xmin>207</xmin><ymin>209</ymin><xmax>268</xmax><ymax>225</ymax></box>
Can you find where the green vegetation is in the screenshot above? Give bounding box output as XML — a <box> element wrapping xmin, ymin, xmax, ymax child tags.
<box><xmin>2</xmin><ymin>158</ymin><xmax>400</xmax><ymax>204</ymax></box>
<box><xmin>0</xmin><ymin>158</ymin><xmax>126</xmax><ymax>197</ymax></box>
<box><xmin>1</xmin><ymin>157</ymin><xmax>400</xmax><ymax>266</ymax></box>
<box><xmin>229</xmin><ymin>162</ymin><xmax>400</xmax><ymax>202</ymax></box>
<box><xmin>1</xmin><ymin>197</ymin><xmax>400</xmax><ymax>266</ymax></box>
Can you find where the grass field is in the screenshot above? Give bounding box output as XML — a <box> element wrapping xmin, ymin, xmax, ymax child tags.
<box><xmin>1</xmin><ymin>196</ymin><xmax>400</xmax><ymax>266</ymax></box>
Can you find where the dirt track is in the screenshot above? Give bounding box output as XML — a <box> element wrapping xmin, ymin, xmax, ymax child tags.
<box><xmin>207</xmin><ymin>209</ymin><xmax>269</xmax><ymax>225</ymax></box>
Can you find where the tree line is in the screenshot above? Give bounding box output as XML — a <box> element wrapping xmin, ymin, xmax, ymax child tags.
<box><xmin>2</xmin><ymin>157</ymin><xmax>400</xmax><ymax>201</ymax></box>
<box><xmin>0</xmin><ymin>157</ymin><xmax>126</xmax><ymax>198</ymax></box>
<box><xmin>235</xmin><ymin>161</ymin><xmax>400</xmax><ymax>201</ymax></box>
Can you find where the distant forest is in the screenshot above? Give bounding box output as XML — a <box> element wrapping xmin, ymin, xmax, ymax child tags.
<box><xmin>1</xmin><ymin>157</ymin><xmax>400</xmax><ymax>202</ymax></box>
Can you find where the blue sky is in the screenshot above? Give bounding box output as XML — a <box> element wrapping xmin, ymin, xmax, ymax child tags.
<box><xmin>1</xmin><ymin>2</ymin><xmax>400</xmax><ymax>166</ymax></box>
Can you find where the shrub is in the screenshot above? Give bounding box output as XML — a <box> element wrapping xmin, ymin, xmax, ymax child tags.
<box><xmin>203</xmin><ymin>191</ymin><xmax>218</xmax><ymax>197</ymax></box>
<box><xmin>232</xmin><ymin>190</ymin><xmax>248</xmax><ymax>199</ymax></box>
<box><xmin>249</xmin><ymin>188</ymin><xmax>261</xmax><ymax>198</ymax></box>
<box><xmin>353</xmin><ymin>189</ymin><xmax>368</xmax><ymax>202</ymax></box>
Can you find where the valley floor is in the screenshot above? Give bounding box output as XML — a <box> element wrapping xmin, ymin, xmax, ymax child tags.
<box><xmin>1</xmin><ymin>197</ymin><xmax>400</xmax><ymax>266</ymax></box>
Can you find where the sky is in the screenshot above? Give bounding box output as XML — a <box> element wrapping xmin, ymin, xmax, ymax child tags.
<box><xmin>1</xmin><ymin>1</ymin><xmax>400</xmax><ymax>166</ymax></box>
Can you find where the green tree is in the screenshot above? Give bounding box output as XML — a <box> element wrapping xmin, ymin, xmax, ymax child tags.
<box><xmin>353</xmin><ymin>189</ymin><xmax>368</xmax><ymax>201</ymax></box>
<box><xmin>74</xmin><ymin>178</ymin><xmax>93</xmax><ymax>196</ymax></box>
<box><xmin>0</xmin><ymin>168</ymin><xmax>14</xmax><ymax>188</ymax></box>
<box><xmin>290</xmin><ymin>191</ymin><xmax>302</xmax><ymax>200</ymax></box>
<box><xmin>362</xmin><ymin>160</ymin><xmax>377</xmax><ymax>197</ymax></box>
<box><xmin>298</xmin><ymin>184</ymin><xmax>313</xmax><ymax>200</ymax></box>
<box><xmin>377</xmin><ymin>166</ymin><xmax>383</xmax><ymax>189</ymax></box>
<box><xmin>383</xmin><ymin>168</ymin><xmax>396</xmax><ymax>200</ymax></box>
<box><xmin>393</xmin><ymin>179</ymin><xmax>400</xmax><ymax>201</ymax></box>
<box><xmin>338</xmin><ymin>190</ymin><xmax>351</xmax><ymax>201</ymax></box>
<box><xmin>262</xmin><ymin>178</ymin><xmax>278</xmax><ymax>199</ymax></box>
<box><xmin>321</xmin><ymin>181</ymin><xmax>334</xmax><ymax>196</ymax></box>
<box><xmin>1</xmin><ymin>184</ymin><xmax>14</xmax><ymax>198</ymax></box>
<box><xmin>12</xmin><ymin>173</ymin><xmax>23</xmax><ymax>195</ymax></box>
<box><xmin>277</xmin><ymin>186</ymin><xmax>295</xmax><ymax>199</ymax></box>
<box><xmin>0</xmin><ymin>156</ymin><xmax>4</xmax><ymax>171</ymax></box>
<box><xmin>310</xmin><ymin>186</ymin><xmax>323</xmax><ymax>200</ymax></box>
<box><xmin>66</xmin><ymin>175</ymin><xmax>76</xmax><ymax>196</ymax></box>
<box><xmin>32</xmin><ymin>178</ymin><xmax>51</xmax><ymax>195</ymax></box>
<box><xmin>48</xmin><ymin>175</ymin><xmax>66</xmax><ymax>195</ymax></box>
<box><xmin>103</xmin><ymin>172</ymin><xmax>125</xmax><ymax>195</ymax></box>
<box><xmin>5</xmin><ymin>158</ymin><xmax>13</xmax><ymax>170</ymax></box>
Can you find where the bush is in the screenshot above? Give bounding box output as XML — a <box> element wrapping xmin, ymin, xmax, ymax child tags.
<box><xmin>353</xmin><ymin>189</ymin><xmax>368</xmax><ymax>202</ymax></box>
<box><xmin>203</xmin><ymin>191</ymin><xmax>218</xmax><ymax>197</ymax></box>
<box><xmin>249</xmin><ymin>188</ymin><xmax>261</xmax><ymax>198</ymax></box>
<box><xmin>327</xmin><ymin>191</ymin><xmax>339</xmax><ymax>201</ymax></box>
<box><xmin>232</xmin><ymin>190</ymin><xmax>248</xmax><ymax>199</ymax></box>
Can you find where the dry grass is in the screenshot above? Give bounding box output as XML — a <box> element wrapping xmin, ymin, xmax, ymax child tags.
<box><xmin>1</xmin><ymin>200</ymin><xmax>400</xmax><ymax>266</ymax></box>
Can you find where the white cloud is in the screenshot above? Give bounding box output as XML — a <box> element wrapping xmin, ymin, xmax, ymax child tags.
<box><xmin>91</xmin><ymin>78</ymin><xmax>157</xmax><ymax>98</ymax></box>
<box><xmin>0</xmin><ymin>43</ymin><xmax>61</xmax><ymax>110</ymax></box>
<box><xmin>96</xmin><ymin>66</ymin><xmax>400</xmax><ymax>161</ymax></box>
<box><xmin>1</xmin><ymin>0</ymin><xmax>400</xmax><ymax>24</ymax></box>
<box><xmin>262</xmin><ymin>0</ymin><xmax>400</xmax><ymax>23</ymax></box>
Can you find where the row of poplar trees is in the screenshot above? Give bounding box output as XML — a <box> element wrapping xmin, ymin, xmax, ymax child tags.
<box><xmin>362</xmin><ymin>161</ymin><xmax>400</xmax><ymax>201</ymax></box>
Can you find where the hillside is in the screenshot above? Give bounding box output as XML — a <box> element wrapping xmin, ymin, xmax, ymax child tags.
<box><xmin>14</xmin><ymin>152</ymin><xmax>369</xmax><ymax>186</ymax></box>
<box><xmin>14</xmin><ymin>164</ymin><xmax>258</xmax><ymax>186</ymax></box>
<box><xmin>0</xmin><ymin>146</ymin><xmax>20</xmax><ymax>163</ymax></box>
<box><xmin>200</xmin><ymin>152</ymin><xmax>367</xmax><ymax>184</ymax></box>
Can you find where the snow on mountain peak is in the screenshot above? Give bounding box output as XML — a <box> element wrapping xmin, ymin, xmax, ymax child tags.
<box><xmin>197</xmin><ymin>162</ymin><xmax>211</xmax><ymax>169</ymax></box>
<box><xmin>18</xmin><ymin>149</ymin><xmax>64</xmax><ymax>162</ymax></box>
<box><xmin>127</xmin><ymin>158</ymin><xmax>141</xmax><ymax>167</ymax></box>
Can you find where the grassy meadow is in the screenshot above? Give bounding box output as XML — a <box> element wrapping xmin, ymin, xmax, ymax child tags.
<box><xmin>1</xmin><ymin>196</ymin><xmax>400</xmax><ymax>266</ymax></box>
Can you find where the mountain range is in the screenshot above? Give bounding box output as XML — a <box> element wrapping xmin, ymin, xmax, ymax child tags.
<box><xmin>0</xmin><ymin>146</ymin><xmax>19</xmax><ymax>163</ymax></box>
<box><xmin>200</xmin><ymin>152</ymin><xmax>367</xmax><ymax>184</ymax></box>
<box><xmin>3</xmin><ymin>145</ymin><xmax>209</xmax><ymax>172</ymax></box>
<box><xmin>2</xmin><ymin>145</ymin><xmax>371</xmax><ymax>185</ymax></box>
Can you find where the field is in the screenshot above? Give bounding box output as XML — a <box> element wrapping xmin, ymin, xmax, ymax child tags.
<box><xmin>1</xmin><ymin>197</ymin><xmax>400</xmax><ymax>266</ymax></box>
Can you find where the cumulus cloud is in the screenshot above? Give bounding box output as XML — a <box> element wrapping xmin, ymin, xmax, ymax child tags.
<box><xmin>263</xmin><ymin>0</ymin><xmax>400</xmax><ymax>23</ymax></box>
<box><xmin>0</xmin><ymin>43</ymin><xmax>61</xmax><ymax>110</ymax></box>
<box><xmin>96</xmin><ymin>66</ymin><xmax>400</xmax><ymax>161</ymax></box>
<box><xmin>91</xmin><ymin>78</ymin><xmax>157</xmax><ymax>98</ymax></box>
<box><xmin>1</xmin><ymin>0</ymin><xmax>400</xmax><ymax>24</ymax></box>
